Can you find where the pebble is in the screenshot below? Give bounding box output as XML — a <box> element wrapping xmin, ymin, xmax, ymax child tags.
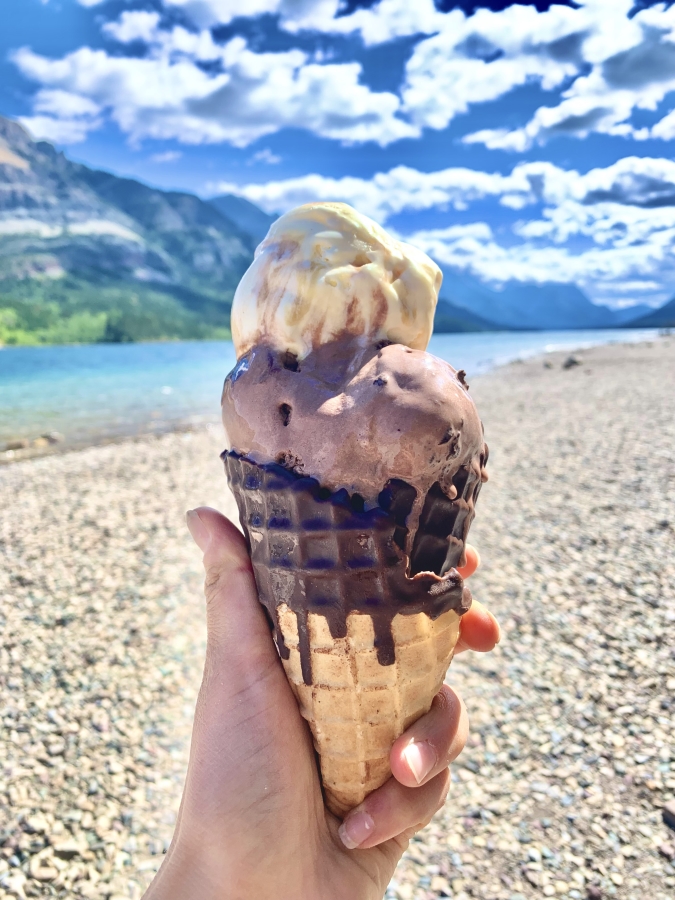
<box><xmin>1</xmin><ymin>338</ymin><xmax>674</xmax><ymax>900</ymax></box>
<box><xmin>663</xmin><ymin>799</ymin><xmax>675</xmax><ymax>830</ymax></box>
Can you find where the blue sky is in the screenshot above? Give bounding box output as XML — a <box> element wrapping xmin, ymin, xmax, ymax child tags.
<box><xmin>3</xmin><ymin>0</ymin><xmax>675</xmax><ymax>308</ymax></box>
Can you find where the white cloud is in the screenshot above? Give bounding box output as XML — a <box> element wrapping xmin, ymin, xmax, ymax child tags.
<box><xmin>33</xmin><ymin>88</ymin><xmax>101</xmax><ymax>118</ymax></box>
<box><xmin>210</xmin><ymin>166</ymin><xmax>528</xmax><ymax>221</ymax></box>
<box><xmin>103</xmin><ymin>11</ymin><xmax>161</xmax><ymax>44</ymax></box>
<box><xmin>20</xmin><ymin>0</ymin><xmax>675</xmax><ymax>151</ymax></box>
<box><xmin>18</xmin><ymin>88</ymin><xmax>102</xmax><ymax>144</ymax></box>
<box><xmin>216</xmin><ymin>155</ymin><xmax>675</xmax><ymax>303</ymax></box>
<box><xmin>210</xmin><ymin>160</ymin><xmax>573</xmax><ymax>221</ymax></box>
<box><xmin>249</xmin><ymin>148</ymin><xmax>281</xmax><ymax>164</ymax></box>
<box><xmin>19</xmin><ymin>114</ymin><xmax>100</xmax><ymax>144</ymax></box>
<box><xmin>458</xmin><ymin>1</ymin><xmax>675</xmax><ymax>149</ymax></box>
<box><xmin>12</xmin><ymin>20</ymin><xmax>416</xmax><ymax>147</ymax></box>
<box><xmin>164</xmin><ymin>0</ymin><xmax>342</xmax><ymax>31</ymax></box>
<box><xmin>173</xmin><ymin>0</ymin><xmax>675</xmax><ymax>150</ymax></box>
<box><xmin>150</xmin><ymin>150</ymin><xmax>183</xmax><ymax>163</ymax></box>
<box><xmin>651</xmin><ymin>105</ymin><xmax>675</xmax><ymax>138</ymax></box>
<box><xmin>409</xmin><ymin>220</ymin><xmax>675</xmax><ymax>302</ymax></box>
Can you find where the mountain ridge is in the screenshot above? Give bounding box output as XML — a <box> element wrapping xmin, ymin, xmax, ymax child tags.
<box><xmin>0</xmin><ymin>114</ymin><xmax>661</xmax><ymax>344</ymax></box>
<box><xmin>627</xmin><ymin>296</ymin><xmax>675</xmax><ymax>328</ymax></box>
<box><xmin>0</xmin><ymin>115</ymin><xmax>255</xmax><ymax>343</ymax></box>
<box><xmin>437</xmin><ymin>265</ymin><xmax>652</xmax><ymax>331</ymax></box>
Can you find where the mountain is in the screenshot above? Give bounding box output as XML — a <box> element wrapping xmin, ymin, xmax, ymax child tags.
<box><xmin>438</xmin><ymin>266</ymin><xmax>641</xmax><ymax>331</ymax></box>
<box><xmin>209</xmin><ymin>194</ymin><xmax>275</xmax><ymax>247</ymax></box>
<box><xmin>1</xmin><ymin>113</ymin><xmax>663</xmax><ymax>345</ymax></box>
<box><xmin>434</xmin><ymin>297</ymin><xmax>501</xmax><ymax>333</ymax></box>
<box><xmin>0</xmin><ymin>115</ymin><xmax>258</xmax><ymax>344</ymax></box>
<box><xmin>626</xmin><ymin>297</ymin><xmax>675</xmax><ymax>328</ymax></box>
<box><xmin>611</xmin><ymin>303</ymin><xmax>655</xmax><ymax>325</ymax></box>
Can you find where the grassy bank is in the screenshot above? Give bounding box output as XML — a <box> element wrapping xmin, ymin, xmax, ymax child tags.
<box><xmin>0</xmin><ymin>276</ymin><xmax>232</xmax><ymax>345</ymax></box>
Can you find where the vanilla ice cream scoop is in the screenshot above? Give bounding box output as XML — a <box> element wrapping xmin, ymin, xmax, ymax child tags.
<box><xmin>230</xmin><ymin>202</ymin><xmax>442</xmax><ymax>360</ymax></box>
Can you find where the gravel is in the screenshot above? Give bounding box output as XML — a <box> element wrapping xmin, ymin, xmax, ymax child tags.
<box><xmin>1</xmin><ymin>337</ymin><xmax>674</xmax><ymax>900</ymax></box>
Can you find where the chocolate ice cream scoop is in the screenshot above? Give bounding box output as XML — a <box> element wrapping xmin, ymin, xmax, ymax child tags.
<box><xmin>222</xmin><ymin>337</ymin><xmax>487</xmax><ymax>571</ymax></box>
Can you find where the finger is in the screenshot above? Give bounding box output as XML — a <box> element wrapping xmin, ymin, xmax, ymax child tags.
<box><xmin>338</xmin><ymin>769</ymin><xmax>450</xmax><ymax>850</ymax></box>
<box><xmin>456</xmin><ymin>544</ymin><xmax>480</xmax><ymax>579</ymax></box>
<box><xmin>455</xmin><ymin>598</ymin><xmax>500</xmax><ymax>655</ymax></box>
<box><xmin>186</xmin><ymin>507</ymin><xmax>277</xmax><ymax>671</ymax></box>
<box><xmin>389</xmin><ymin>686</ymin><xmax>468</xmax><ymax>788</ymax></box>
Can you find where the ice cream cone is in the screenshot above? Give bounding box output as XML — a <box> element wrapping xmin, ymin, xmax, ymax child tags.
<box><xmin>276</xmin><ymin>602</ymin><xmax>461</xmax><ymax>816</ymax></box>
<box><xmin>224</xmin><ymin>451</ymin><xmax>473</xmax><ymax>817</ymax></box>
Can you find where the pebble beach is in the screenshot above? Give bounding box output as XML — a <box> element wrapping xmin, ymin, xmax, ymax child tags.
<box><xmin>1</xmin><ymin>336</ymin><xmax>674</xmax><ymax>900</ymax></box>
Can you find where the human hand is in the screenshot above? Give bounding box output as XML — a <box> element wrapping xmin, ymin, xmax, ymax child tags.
<box><xmin>143</xmin><ymin>508</ymin><xmax>500</xmax><ymax>900</ymax></box>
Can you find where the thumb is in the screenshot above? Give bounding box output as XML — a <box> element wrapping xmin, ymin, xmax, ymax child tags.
<box><xmin>186</xmin><ymin>507</ymin><xmax>278</xmax><ymax>672</ymax></box>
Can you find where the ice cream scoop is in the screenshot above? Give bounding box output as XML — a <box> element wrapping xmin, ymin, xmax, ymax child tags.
<box><xmin>221</xmin><ymin>202</ymin><xmax>487</xmax><ymax>816</ymax></box>
<box><xmin>230</xmin><ymin>202</ymin><xmax>442</xmax><ymax>361</ymax></box>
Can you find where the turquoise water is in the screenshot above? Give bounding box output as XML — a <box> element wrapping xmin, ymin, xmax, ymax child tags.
<box><xmin>0</xmin><ymin>329</ymin><xmax>657</xmax><ymax>448</ymax></box>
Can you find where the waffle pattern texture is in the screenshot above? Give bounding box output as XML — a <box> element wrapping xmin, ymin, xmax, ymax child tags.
<box><xmin>223</xmin><ymin>451</ymin><xmax>471</xmax><ymax>816</ymax></box>
<box><xmin>278</xmin><ymin>603</ymin><xmax>460</xmax><ymax>815</ymax></box>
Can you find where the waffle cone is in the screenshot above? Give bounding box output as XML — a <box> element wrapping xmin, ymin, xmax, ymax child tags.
<box><xmin>224</xmin><ymin>452</ymin><xmax>475</xmax><ymax>817</ymax></box>
<box><xmin>277</xmin><ymin>602</ymin><xmax>461</xmax><ymax>815</ymax></box>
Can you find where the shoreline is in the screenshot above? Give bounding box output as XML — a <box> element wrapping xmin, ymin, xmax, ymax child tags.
<box><xmin>0</xmin><ymin>328</ymin><xmax>666</xmax><ymax>467</ymax></box>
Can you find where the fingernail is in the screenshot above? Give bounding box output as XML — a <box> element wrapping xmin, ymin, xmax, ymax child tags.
<box><xmin>402</xmin><ymin>740</ymin><xmax>436</xmax><ymax>784</ymax></box>
<box><xmin>186</xmin><ymin>509</ymin><xmax>211</xmax><ymax>552</ymax></box>
<box><xmin>489</xmin><ymin>612</ymin><xmax>502</xmax><ymax>644</ymax></box>
<box><xmin>338</xmin><ymin>810</ymin><xmax>375</xmax><ymax>850</ymax></box>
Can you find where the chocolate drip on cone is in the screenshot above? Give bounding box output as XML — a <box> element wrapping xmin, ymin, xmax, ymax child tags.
<box><xmin>224</xmin><ymin>452</ymin><xmax>475</xmax><ymax>685</ymax></box>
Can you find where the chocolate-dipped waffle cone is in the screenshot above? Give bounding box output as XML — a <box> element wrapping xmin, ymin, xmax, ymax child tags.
<box><xmin>223</xmin><ymin>451</ymin><xmax>478</xmax><ymax>817</ymax></box>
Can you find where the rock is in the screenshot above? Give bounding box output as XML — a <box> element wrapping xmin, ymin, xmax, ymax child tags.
<box><xmin>23</xmin><ymin>815</ymin><xmax>49</xmax><ymax>834</ymax></box>
<box><xmin>524</xmin><ymin>869</ymin><xmax>541</xmax><ymax>886</ymax></box>
<box><xmin>29</xmin><ymin>856</ymin><xmax>58</xmax><ymax>882</ymax></box>
<box><xmin>430</xmin><ymin>875</ymin><xmax>451</xmax><ymax>894</ymax></box>
<box><xmin>32</xmin><ymin>437</ymin><xmax>50</xmax><ymax>449</ymax></box>
<box><xmin>5</xmin><ymin>439</ymin><xmax>29</xmax><ymax>451</ymax></box>
<box><xmin>41</xmin><ymin>431</ymin><xmax>64</xmax><ymax>444</ymax></box>
<box><xmin>562</xmin><ymin>355</ymin><xmax>582</xmax><ymax>369</ymax></box>
<box><xmin>663</xmin><ymin>799</ymin><xmax>675</xmax><ymax>830</ymax></box>
<box><xmin>586</xmin><ymin>888</ymin><xmax>602</xmax><ymax>900</ymax></box>
<box><xmin>52</xmin><ymin>839</ymin><xmax>83</xmax><ymax>860</ymax></box>
<box><xmin>659</xmin><ymin>842</ymin><xmax>675</xmax><ymax>860</ymax></box>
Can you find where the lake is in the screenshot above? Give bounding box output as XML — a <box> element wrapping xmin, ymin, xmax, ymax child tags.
<box><xmin>0</xmin><ymin>328</ymin><xmax>659</xmax><ymax>450</ymax></box>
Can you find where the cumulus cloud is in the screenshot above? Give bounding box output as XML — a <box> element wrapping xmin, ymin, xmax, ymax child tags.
<box><xmin>103</xmin><ymin>11</ymin><xmax>162</xmax><ymax>44</ymax></box>
<box><xmin>458</xmin><ymin>1</ymin><xmax>675</xmax><ymax>149</ymax></box>
<box><xmin>164</xmin><ymin>0</ymin><xmax>342</xmax><ymax>31</ymax></box>
<box><xmin>20</xmin><ymin>0</ymin><xmax>675</xmax><ymax>150</ymax></box>
<box><xmin>13</xmin><ymin>14</ymin><xmax>416</xmax><ymax>148</ymax></box>
<box><xmin>208</xmin><ymin>161</ymin><xmax>549</xmax><ymax>219</ymax></box>
<box><xmin>19</xmin><ymin>88</ymin><xmax>102</xmax><ymax>144</ymax></box>
<box><xmin>409</xmin><ymin>220</ymin><xmax>675</xmax><ymax>301</ymax></box>
<box><xmin>215</xmin><ymin>156</ymin><xmax>675</xmax><ymax>220</ymax></box>
<box><xmin>176</xmin><ymin>0</ymin><xmax>675</xmax><ymax>150</ymax></box>
<box><xmin>249</xmin><ymin>148</ymin><xmax>281</xmax><ymax>164</ymax></box>
<box><xmin>216</xmin><ymin>155</ymin><xmax>675</xmax><ymax>302</ymax></box>
<box><xmin>291</xmin><ymin>0</ymin><xmax>675</xmax><ymax>147</ymax></box>
<box><xmin>150</xmin><ymin>150</ymin><xmax>183</xmax><ymax>162</ymax></box>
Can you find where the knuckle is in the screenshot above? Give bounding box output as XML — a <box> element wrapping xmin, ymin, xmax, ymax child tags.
<box><xmin>203</xmin><ymin>565</ymin><xmax>228</xmax><ymax>604</ymax></box>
